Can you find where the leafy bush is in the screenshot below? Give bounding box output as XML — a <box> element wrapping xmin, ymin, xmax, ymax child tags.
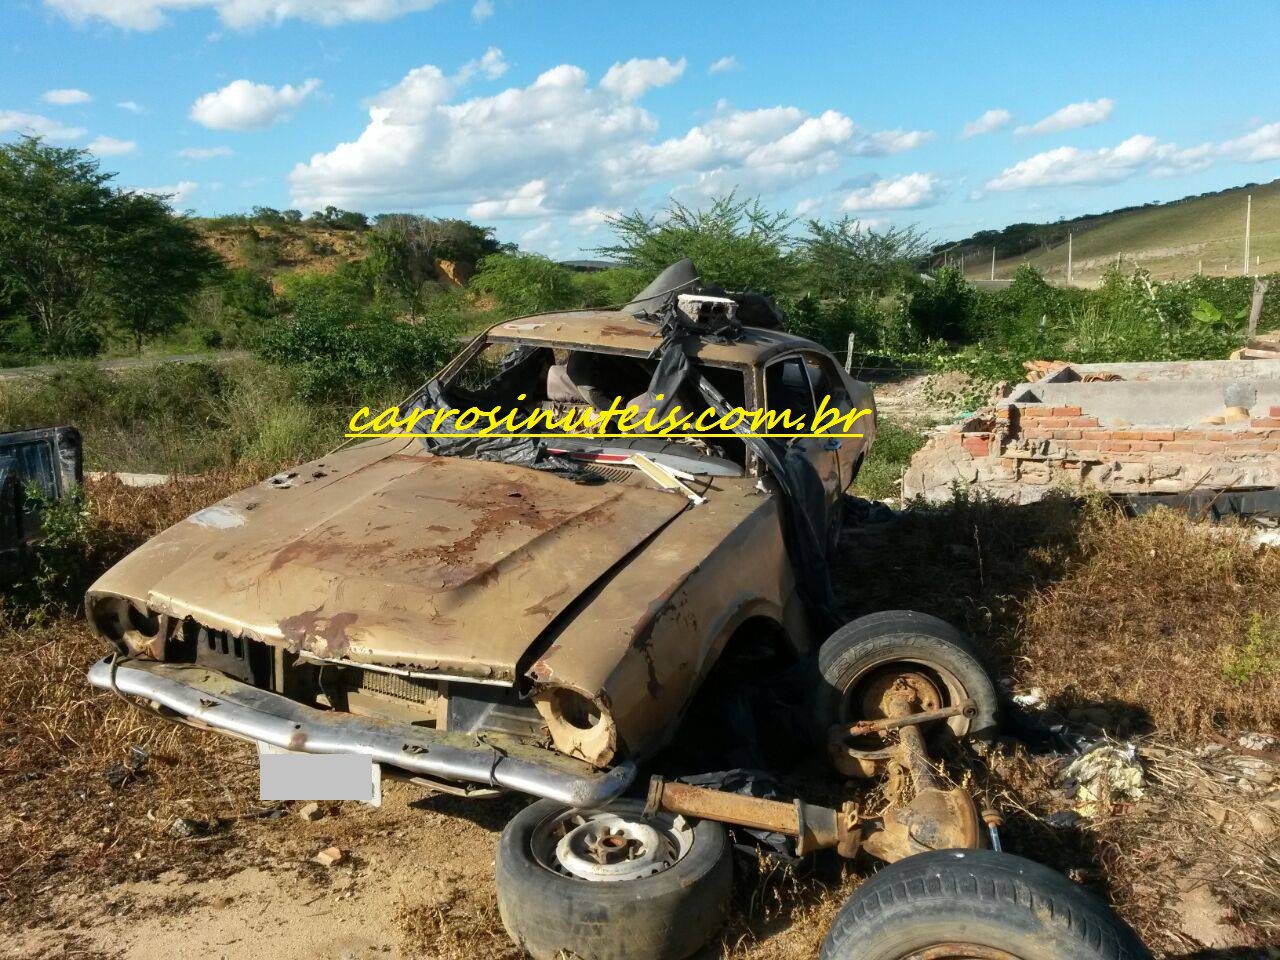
<box><xmin>469</xmin><ymin>253</ymin><xmax>578</xmax><ymax>315</ymax></box>
<box><xmin>599</xmin><ymin>194</ymin><xmax>795</xmax><ymax>294</ymax></box>
<box><xmin>260</xmin><ymin>270</ymin><xmax>456</xmax><ymax>403</ymax></box>
<box><xmin>3</xmin><ymin>486</ymin><xmax>94</xmax><ymax>620</ymax></box>
<box><xmin>570</xmin><ymin>266</ymin><xmax>649</xmax><ymax>308</ymax></box>
<box><xmin>795</xmin><ymin>219</ymin><xmax>929</xmax><ymax>301</ymax></box>
<box><xmin>852</xmin><ymin>418</ymin><xmax>928</xmax><ymax>500</ymax></box>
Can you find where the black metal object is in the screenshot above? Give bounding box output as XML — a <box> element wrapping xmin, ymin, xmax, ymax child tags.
<box><xmin>1119</xmin><ymin>486</ymin><xmax>1280</xmax><ymax>522</ymax></box>
<box><xmin>0</xmin><ymin>425</ymin><xmax>83</xmax><ymax>561</ymax></box>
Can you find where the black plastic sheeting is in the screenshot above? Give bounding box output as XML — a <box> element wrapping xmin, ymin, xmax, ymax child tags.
<box><xmin>1119</xmin><ymin>486</ymin><xmax>1280</xmax><ymax>522</ymax></box>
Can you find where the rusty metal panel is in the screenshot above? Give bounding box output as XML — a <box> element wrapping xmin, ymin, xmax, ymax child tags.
<box><xmin>88</xmin><ymin>442</ymin><xmax>686</xmax><ymax>682</ymax></box>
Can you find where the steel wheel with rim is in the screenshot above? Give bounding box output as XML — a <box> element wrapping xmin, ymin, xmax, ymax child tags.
<box><xmin>496</xmin><ymin>798</ymin><xmax>732</xmax><ymax>960</ymax></box>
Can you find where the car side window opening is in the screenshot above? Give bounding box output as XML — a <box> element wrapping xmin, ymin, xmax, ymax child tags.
<box><xmin>764</xmin><ymin>356</ymin><xmax>817</xmax><ymax>434</ymax></box>
<box><xmin>803</xmin><ymin>352</ymin><xmax>851</xmax><ymax>414</ymax></box>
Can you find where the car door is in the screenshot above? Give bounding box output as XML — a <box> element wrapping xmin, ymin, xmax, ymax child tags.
<box><xmin>762</xmin><ymin>354</ymin><xmax>842</xmax><ymax>510</ymax></box>
<box><xmin>801</xmin><ymin>350</ymin><xmax>868</xmax><ymax>492</ymax></box>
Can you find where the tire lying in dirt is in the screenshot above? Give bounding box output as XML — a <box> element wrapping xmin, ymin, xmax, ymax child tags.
<box><xmin>495</xmin><ymin>798</ymin><xmax>732</xmax><ymax>960</ymax></box>
<box><xmin>816</xmin><ymin>610</ymin><xmax>1000</xmax><ymax>774</ymax></box>
<box><xmin>820</xmin><ymin>849</ymin><xmax>1152</xmax><ymax>960</ymax></box>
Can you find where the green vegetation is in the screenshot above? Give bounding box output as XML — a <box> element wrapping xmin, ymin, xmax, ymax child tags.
<box><xmin>851</xmin><ymin>418</ymin><xmax>928</xmax><ymax>500</ymax></box>
<box><xmin>0</xmin><ymin>137</ymin><xmax>219</xmax><ymax>360</ymax></box>
<box><xmin>470</xmin><ymin>252</ymin><xmax>580</xmax><ymax>315</ymax></box>
<box><xmin>260</xmin><ymin>268</ymin><xmax>460</xmax><ymax>404</ymax></box>
<box><xmin>950</xmin><ymin>178</ymin><xmax>1280</xmax><ymax>283</ymax></box>
<box><xmin>1222</xmin><ymin>612</ymin><xmax>1279</xmax><ymax>684</ymax></box>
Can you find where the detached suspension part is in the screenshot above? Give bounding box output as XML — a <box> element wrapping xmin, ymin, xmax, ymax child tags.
<box><xmin>644</xmin><ymin>777</ymin><xmax>863</xmax><ymax>858</ymax></box>
<box><xmin>858</xmin><ymin>679</ymin><xmax>983</xmax><ymax>862</ymax></box>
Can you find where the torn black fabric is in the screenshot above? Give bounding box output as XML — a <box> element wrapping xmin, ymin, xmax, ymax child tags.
<box><xmin>413</xmin><ymin>379</ymin><xmax>581</xmax><ymax>475</ymax></box>
<box><xmin>695</xmin><ymin>373</ymin><xmax>841</xmax><ymax>633</ymax></box>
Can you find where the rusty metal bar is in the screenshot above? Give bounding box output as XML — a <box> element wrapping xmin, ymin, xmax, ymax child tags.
<box><xmin>644</xmin><ymin>777</ymin><xmax>862</xmax><ymax>857</ymax></box>
<box><xmin>645</xmin><ymin>778</ymin><xmax>801</xmax><ymax>834</ymax></box>
<box><xmin>843</xmin><ymin>698</ymin><xmax>975</xmax><ymax>737</ymax></box>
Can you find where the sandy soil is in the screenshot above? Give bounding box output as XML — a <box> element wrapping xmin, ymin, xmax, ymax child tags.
<box><xmin>8</xmin><ymin>762</ymin><xmax>845</xmax><ymax>960</ymax></box>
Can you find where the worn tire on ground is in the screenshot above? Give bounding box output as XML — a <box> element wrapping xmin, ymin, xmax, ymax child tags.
<box><xmin>495</xmin><ymin>798</ymin><xmax>732</xmax><ymax>960</ymax></box>
<box><xmin>815</xmin><ymin>610</ymin><xmax>1000</xmax><ymax>745</ymax></box>
<box><xmin>820</xmin><ymin>849</ymin><xmax>1152</xmax><ymax>960</ymax></box>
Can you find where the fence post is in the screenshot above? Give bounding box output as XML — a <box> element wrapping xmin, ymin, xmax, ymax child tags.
<box><xmin>1247</xmin><ymin>277</ymin><xmax>1268</xmax><ymax>339</ymax></box>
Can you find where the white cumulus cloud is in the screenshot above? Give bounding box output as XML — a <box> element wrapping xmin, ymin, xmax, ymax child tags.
<box><xmin>708</xmin><ymin>56</ymin><xmax>740</xmax><ymax>74</ymax></box>
<box><xmin>986</xmin><ymin>134</ymin><xmax>1213</xmax><ymax>191</ymax></box>
<box><xmin>467</xmin><ymin>179</ymin><xmax>549</xmax><ymax>218</ymax></box>
<box><xmin>0</xmin><ymin>110</ymin><xmax>86</xmax><ymax>142</ymax></box>
<box><xmin>961</xmin><ymin>108</ymin><xmax>1011</xmax><ymax>139</ymax></box>
<box><xmin>470</xmin><ymin>0</ymin><xmax>493</xmax><ymax>20</ymax></box>
<box><xmin>117</xmin><ymin>100</ymin><xmax>145</xmax><ymax>113</ymax></box>
<box><xmin>191</xmin><ymin>78</ymin><xmax>321</xmax><ymax>130</ymax></box>
<box><xmin>1220</xmin><ymin>123</ymin><xmax>1280</xmax><ymax>163</ymax></box>
<box><xmin>840</xmin><ymin>172</ymin><xmax>940</xmax><ymax>212</ymax></box>
<box><xmin>179</xmin><ymin>145</ymin><xmax>234</xmax><ymax>159</ymax></box>
<box><xmin>88</xmin><ymin>135</ymin><xmax>136</xmax><ymax>155</ymax></box>
<box><xmin>42</xmin><ymin>88</ymin><xmax>92</xmax><ymax>105</ymax></box>
<box><xmin>599</xmin><ymin>56</ymin><xmax>686</xmax><ymax>101</ymax></box>
<box><xmin>44</xmin><ymin>0</ymin><xmax>442</xmax><ymax>30</ymax></box>
<box><xmin>1016</xmin><ymin>98</ymin><xmax>1114</xmax><ymax>136</ymax></box>
<box><xmin>456</xmin><ymin>46</ymin><xmax>507</xmax><ymax>81</ymax></box>
<box><xmin>289</xmin><ymin>56</ymin><xmax>934</xmax><ymax>221</ymax></box>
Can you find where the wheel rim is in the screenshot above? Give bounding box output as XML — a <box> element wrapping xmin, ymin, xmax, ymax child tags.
<box><xmin>530</xmin><ymin>808</ymin><xmax>695</xmax><ymax>883</ymax></box>
<box><xmin>839</xmin><ymin>658</ymin><xmax>972</xmax><ymax>751</ymax></box>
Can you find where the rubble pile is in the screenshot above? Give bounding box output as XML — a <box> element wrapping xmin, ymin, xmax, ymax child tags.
<box><xmin>906</xmin><ymin>359</ymin><xmax>1280</xmax><ymax>503</ymax></box>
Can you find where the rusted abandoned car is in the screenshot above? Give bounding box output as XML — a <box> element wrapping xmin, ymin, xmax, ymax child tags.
<box><xmin>85</xmin><ymin>265</ymin><xmax>1148</xmax><ymax>960</ymax></box>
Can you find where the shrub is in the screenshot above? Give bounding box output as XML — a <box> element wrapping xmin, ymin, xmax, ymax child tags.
<box><xmin>853</xmin><ymin>418</ymin><xmax>928</xmax><ymax>500</ymax></box>
<box><xmin>469</xmin><ymin>253</ymin><xmax>578</xmax><ymax>316</ymax></box>
<box><xmin>598</xmin><ymin>194</ymin><xmax>795</xmax><ymax>294</ymax></box>
<box><xmin>261</xmin><ymin>270</ymin><xmax>455</xmax><ymax>403</ymax></box>
<box><xmin>571</xmin><ymin>266</ymin><xmax>649</xmax><ymax>308</ymax></box>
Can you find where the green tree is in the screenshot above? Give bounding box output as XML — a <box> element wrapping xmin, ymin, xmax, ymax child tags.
<box><xmin>469</xmin><ymin>252</ymin><xmax>578</xmax><ymax>316</ymax></box>
<box><xmin>306</xmin><ymin>206</ymin><xmax>369</xmax><ymax>231</ymax></box>
<box><xmin>0</xmin><ymin>136</ymin><xmax>218</xmax><ymax>355</ymax></box>
<box><xmin>795</xmin><ymin>218</ymin><xmax>929</xmax><ymax>300</ymax></box>
<box><xmin>597</xmin><ymin>194</ymin><xmax>795</xmax><ymax>293</ymax></box>
<box><xmin>365</xmin><ymin>215</ymin><xmax>503</xmax><ymax>317</ymax></box>
<box><xmin>260</xmin><ymin>270</ymin><xmax>454</xmax><ymax>403</ymax></box>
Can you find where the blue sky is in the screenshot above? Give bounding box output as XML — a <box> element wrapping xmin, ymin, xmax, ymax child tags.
<box><xmin>5</xmin><ymin>0</ymin><xmax>1280</xmax><ymax>258</ymax></box>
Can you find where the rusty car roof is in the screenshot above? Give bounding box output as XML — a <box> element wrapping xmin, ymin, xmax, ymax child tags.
<box><xmin>487</xmin><ymin>310</ymin><xmax>820</xmax><ymax>366</ymax></box>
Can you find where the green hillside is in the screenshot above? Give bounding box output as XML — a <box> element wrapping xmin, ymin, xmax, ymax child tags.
<box><xmin>958</xmin><ymin>179</ymin><xmax>1280</xmax><ymax>286</ymax></box>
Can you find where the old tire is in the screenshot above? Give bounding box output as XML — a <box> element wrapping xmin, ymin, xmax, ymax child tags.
<box><xmin>816</xmin><ymin>610</ymin><xmax>999</xmax><ymax>753</ymax></box>
<box><xmin>495</xmin><ymin>798</ymin><xmax>732</xmax><ymax>960</ymax></box>
<box><xmin>820</xmin><ymin>849</ymin><xmax>1152</xmax><ymax>960</ymax></box>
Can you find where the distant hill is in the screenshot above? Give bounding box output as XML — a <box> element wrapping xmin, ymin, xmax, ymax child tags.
<box><xmin>942</xmin><ymin>179</ymin><xmax>1280</xmax><ymax>286</ymax></box>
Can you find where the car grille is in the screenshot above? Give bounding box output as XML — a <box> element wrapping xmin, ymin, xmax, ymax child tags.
<box><xmin>346</xmin><ymin>667</ymin><xmax>440</xmax><ymax>705</ymax></box>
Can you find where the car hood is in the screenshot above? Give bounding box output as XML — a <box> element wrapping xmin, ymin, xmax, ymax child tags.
<box><xmin>88</xmin><ymin>442</ymin><xmax>688</xmax><ymax>683</ymax></box>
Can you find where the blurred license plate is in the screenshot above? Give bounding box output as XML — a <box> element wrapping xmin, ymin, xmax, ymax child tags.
<box><xmin>258</xmin><ymin>746</ymin><xmax>381</xmax><ymax>805</ymax></box>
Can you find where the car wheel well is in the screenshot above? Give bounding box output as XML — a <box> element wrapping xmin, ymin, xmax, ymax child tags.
<box><xmin>718</xmin><ymin>615</ymin><xmax>799</xmax><ymax>678</ymax></box>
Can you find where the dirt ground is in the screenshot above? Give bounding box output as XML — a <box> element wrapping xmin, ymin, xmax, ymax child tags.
<box><xmin>2</xmin><ymin>474</ymin><xmax>1277</xmax><ymax>959</ymax></box>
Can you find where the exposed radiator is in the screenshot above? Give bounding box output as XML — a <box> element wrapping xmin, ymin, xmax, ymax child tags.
<box><xmin>348</xmin><ymin>667</ymin><xmax>440</xmax><ymax>704</ymax></box>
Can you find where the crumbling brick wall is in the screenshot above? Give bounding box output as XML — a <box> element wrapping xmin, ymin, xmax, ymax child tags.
<box><xmin>904</xmin><ymin>402</ymin><xmax>1280</xmax><ymax>503</ymax></box>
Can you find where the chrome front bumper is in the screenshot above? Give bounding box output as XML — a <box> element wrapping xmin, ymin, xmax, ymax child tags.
<box><xmin>87</xmin><ymin>656</ymin><xmax>634</xmax><ymax>808</ymax></box>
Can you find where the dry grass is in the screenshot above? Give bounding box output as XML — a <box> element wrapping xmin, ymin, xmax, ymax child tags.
<box><xmin>1</xmin><ymin>477</ymin><xmax>1277</xmax><ymax>953</ymax></box>
<box><xmin>0</xmin><ymin>472</ymin><xmax>271</xmax><ymax>933</ymax></box>
<box><xmin>1022</xmin><ymin>507</ymin><xmax>1280</xmax><ymax>739</ymax></box>
<box><xmin>834</xmin><ymin>492</ymin><xmax>1280</xmax><ymax>739</ymax></box>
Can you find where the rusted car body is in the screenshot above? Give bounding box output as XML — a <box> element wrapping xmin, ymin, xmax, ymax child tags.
<box><xmin>85</xmin><ymin>309</ymin><xmax>874</xmax><ymax>806</ymax></box>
